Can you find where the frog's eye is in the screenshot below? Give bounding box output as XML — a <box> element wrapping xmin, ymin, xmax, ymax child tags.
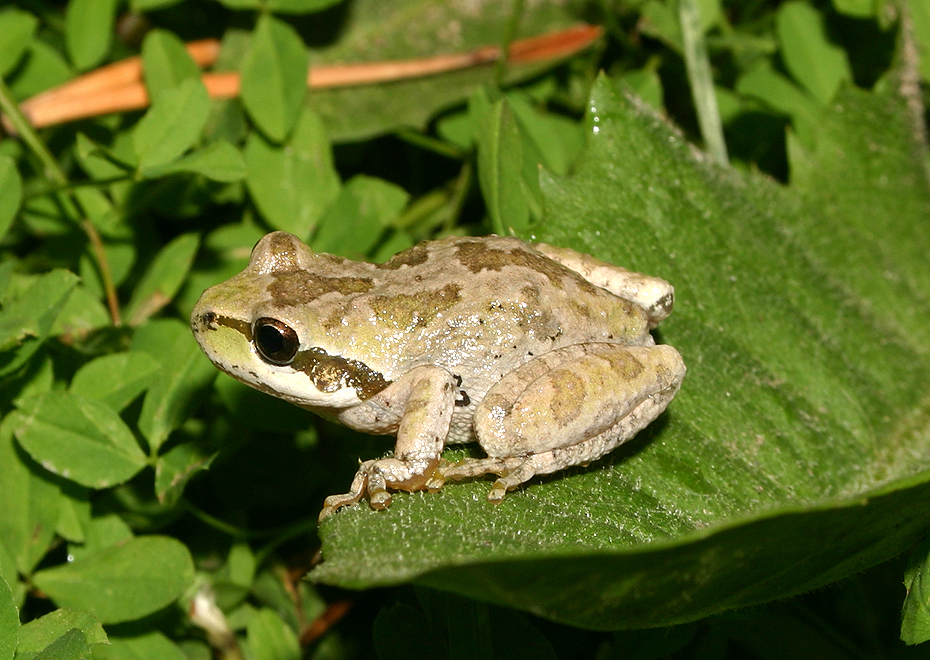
<box><xmin>253</xmin><ymin>318</ymin><xmax>299</xmax><ymax>366</ymax></box>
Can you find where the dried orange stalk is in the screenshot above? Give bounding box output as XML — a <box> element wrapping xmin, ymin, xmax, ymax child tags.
<box><xmin>7</xmin><ymin>25</ymin><xmax>602</xmax><ymax>132</ymax></box>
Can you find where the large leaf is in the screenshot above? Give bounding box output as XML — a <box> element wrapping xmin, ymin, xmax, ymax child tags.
<box><xmin>311</xmin><ymin>75</ymin><xmax>930</xmax><ymax>628</ymax></box>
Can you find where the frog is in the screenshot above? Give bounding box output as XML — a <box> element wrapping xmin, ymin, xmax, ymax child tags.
<box><xmin>190</xmin><ymin>231</ymin><xmax>686</xmax><ymax>519</ymax></box>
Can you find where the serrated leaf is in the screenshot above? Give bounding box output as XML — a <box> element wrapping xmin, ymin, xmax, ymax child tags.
<box><xmin>246</xmin><ymin>609</ymin><xmax>300</xmax><ymax>660</ymax></box>
<box><xmin>312</xmin><ymin>75</ymin><xmax>930</xmax><ymax>629</ymax></box>
<box><xmin>154</xmin><ymin>441</ymin><xmax>216</xmax><ymax>506</ymax></box>
<box><xmin>215</xmin><ymin>0</ymin><xmax>258</xmax><ymax>9</ymax></box>
<box><xmin>245</xmin><ymin>108</ymin><xmax>340</xmax><ymax>236</ymax></box>
<box><xmin>8</xmin><ymin>41</ymin><xmax>70</xmax><ymax>99</ymax></box>
<box><xmin>15</xmin><ymin>610</ymin><xmax>106</xmax><ymax>659</ymax></box>
<box><xmin>265</xmin><ymin>0</ymin><xmax>342</xmax><ymax>13</ymax></box>
<box><xmin>133</xmin><ymin>77</ymin><xmax>211</xmax><ymax>170</ymax></box>
<box><xmin>776</xmin><ymin>1</ymin><xmax>852</xmax><ymax>104</ymax></box>
<box><xmin>470</xmin><ymin>89</ymin><xmax>529</xmax><ymax>235</ymax></box>
<box><xmin>131</xmin><ymin>0</ymin><xmax>184</xmax><ymax>9</ymax></box>
<box><xmin>0</xmin><ymin>270</ymin><xmax>78</xmax><ymax>379</ymax></box>
<box><xmin>27</xmin><ymin>628</ymin><xmax>89</xmax><ymax>660</ymax></box>
<box><xmin>735</xmin><ymin>60</ymin><xmax>820</xmax><ymax>146</ymax></box>
<box><xmin>93</xmin><ymin>631</ymin><xmax>188</xmax><ymax>660</ymax></box>
<box><xmin>0</xmin><ymin>416</ymin><xmax>60</xmax><ymax>575</ymax></box>
<box><xmin>69</xmin><ymin>352</ymin><xmax>161</xmax><ymax>411</ymax></box>
<box><xmin>0</xmin><ymin>8</ymin><xmax>36</xmax><ymax>78</ymax></box>
<box><xmin>240</xmin><ymin>15</ymin><xmax>308</xmax><ymax>142</ymax></box>
<box><xmin>140</xmin><ymin>29</ymin><xmax>201</xmax><ymax>99</ymax></box>
<box><xmin>67</xmin><ymin>514</ymin><xmax>133</xmax><ymax>564</ymax></box>
<box><xmin>13</xmin><ymin>392</ymin><xmax>147</xmax><ymax>489</ymax></box>
<box><xmin>139</xmin><ymin>140</ymin><xmax>247</xmax><ymax>182</ymax></box>
<box><xmin>312</xmin><ymin>175</ymin><xmax>409</xmax><ymax>256</ymax></box>
<box><xmin>32</xmin><ymin>536</ymin><xmax>194</xmax><ymax>624</ymax></box>
<box><xmin>54</xmin><ymin>482</ymin><xmax>90</xmax><ymax>544</ymax></box>
<box><xmin>135</xmin><ymin>320</ymin><xmax>217</xmax><ymax>453</ymax></box>
<box><xmin>0</xmin><ymin>157</ymin><xmax>22</xmax><ymax>242</ymax></box>
<box><xmin>0</xmin><ymin>577</ymin><xmax>17</xmax><ymax>660</ymax></box>
<box><xmin>64</xmin><ymin>0</ymin><xmax>117</xmax><ymax>71</ymax></box>
<box><xmin>125</xmin><ymin>233</ymin><xmax>200</xmax><ymax>326</ymax></box>
<box><xmin>832</xmin><ymin>0</ymin><xmax>874</xmax><ymax>18</ymax></box>
<box><xmin>75</xmin><ymin>133</ymin><xmax>136</xmax><ymax>179</ymax></box>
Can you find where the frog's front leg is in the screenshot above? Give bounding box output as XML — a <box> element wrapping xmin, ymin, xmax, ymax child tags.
<box><xmin>319</xmin><ymin>366</ymin><xmax>456</xmax><ymax>519</ymax></box>
<box><xmin>434</xmin><ymin>343</ymin><xmax>685</xmax><ymax>502</ymax></box>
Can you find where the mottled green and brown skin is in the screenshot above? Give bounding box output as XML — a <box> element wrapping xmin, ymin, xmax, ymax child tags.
<box><xmin>191</xmin><ymin>232</ymin><xmax>685</xmax><ymax>518</ymax></box>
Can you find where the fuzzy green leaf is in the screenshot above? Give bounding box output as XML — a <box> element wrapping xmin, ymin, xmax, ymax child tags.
<box><xmin>0</xmin><ymin>270</ymin><xmax>78</xmax><ymax>379</ymax></box>
<box><xmin>312</xmin><ymin>75</ymin><xmax>930</xmax><ymax>629</ymax></box>
<box><xmin>91</xmin><ymin>631</ymin><xmax>187</xmax><ymax>660</ymax></box>
<box><xmin>139</xmin><ymin>141</ymin><xmax>247</xmax><ymax>182</ymax></box>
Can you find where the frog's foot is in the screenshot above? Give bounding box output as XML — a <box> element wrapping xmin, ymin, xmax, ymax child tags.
<box><xmin>432</xmin><ymin>456</ymin><xmax>526</xmax><ymax>502</ymax></box>
<box><xmin>319</xmin><ymin>457</ymin><xmax>438</xmax><ymax>521</ymax></box>
<box><xmin>437</xmin><ymin>422</ymin><xmax>657</xmax><ymax>505</ymax></box>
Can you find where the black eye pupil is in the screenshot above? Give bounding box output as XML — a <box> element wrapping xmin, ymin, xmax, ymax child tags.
<box><xmin>253</xmin><ymin>318</ymin><xmax>299</xmax><ymax>365</ymax></box>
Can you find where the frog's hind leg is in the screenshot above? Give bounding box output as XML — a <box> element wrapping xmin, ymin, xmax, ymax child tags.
<box><xmin>435</xmin><ymin>395</ymin><xmax>671</xmax><ymax>503</ymax></box>
<box><xmin>434</xmin><ymin>342</ymin><xmax>685</xmax><ymax>502</ymax></box>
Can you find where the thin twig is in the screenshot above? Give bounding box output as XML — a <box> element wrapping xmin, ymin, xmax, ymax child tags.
<box><xmin>0</xmin><ymin>75</ymin><xmax>122</xmax><ymax>325</ymax></box>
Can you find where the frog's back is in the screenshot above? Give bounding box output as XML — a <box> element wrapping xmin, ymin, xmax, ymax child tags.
<box><xmin>352</xmin><ymin>236</ymin><xmax>654</xmax><ymax>370</ymax></box>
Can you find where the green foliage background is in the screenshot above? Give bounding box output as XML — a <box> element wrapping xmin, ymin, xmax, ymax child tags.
<box><xmin>1</xmin><ymin>0</ymin><xmax>930</xmax><ymax>658</ymax></box>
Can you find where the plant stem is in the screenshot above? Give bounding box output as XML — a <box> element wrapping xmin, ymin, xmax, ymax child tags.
<box><xmin>0</xmin><ymin>77</ymin><xmax>69</xmax><ymax>185</ymax></box>
<box><xmin>678</xmin><ymin>0</ymin><xmax>729</xmax><ymax>166</ymax></box>
<box><xmin>0</xmin><ymin>75</ymin><xmax>122</xmax><ymax>325</ymax></box>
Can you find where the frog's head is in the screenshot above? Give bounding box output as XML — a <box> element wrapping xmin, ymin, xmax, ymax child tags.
<box><xmin>190</xmin><ymin>232</ymin><xmax>388</xmax><ymax>409</ymax></box>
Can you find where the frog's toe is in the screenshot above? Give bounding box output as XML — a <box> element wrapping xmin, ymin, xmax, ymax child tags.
<box><xmin>370</xmin><ymin>489</ymin><xmax>392</xmax><ymax>509</ymax></box>
<box><xmin>319</xmin><ymin>491</ymin><xmax>363</xmax><ymax>521</ymax></box>
<box><xmin>488</xmin><ymin>462</ymin><xmax>537</xmax><ymax>502</ymax></box>
<box><xmin>424</xmin><ymin>472</ymin><xmax>445</xmax><ymax>492</ymax></box>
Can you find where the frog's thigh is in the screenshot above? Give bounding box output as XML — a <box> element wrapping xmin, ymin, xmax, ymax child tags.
<box><xmin>438</xmin><ymin>343</ymin><xmax>684</xmax><ymax>496</ymax></box>
<box><xmin>477</xmin><ymin>343</ymin><xmax>683</xmax><ymax>457</ymax></box>
<box><xmin>534</xmin><ymin>243</ymin><xmax>674</xmax><ymax>325</ymax></box>
<box><xmin>321</xmin><ymin>365</ymin><xmax>455</xmax><ymax>517</ymax></box>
